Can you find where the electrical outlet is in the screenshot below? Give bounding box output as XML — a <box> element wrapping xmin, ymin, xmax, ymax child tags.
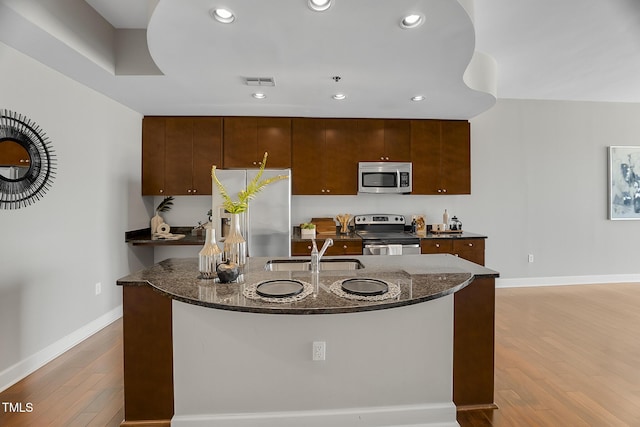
<box><xmin>312</xmin><ymin>341</ymin><xmax>326</xmax><ymax>361</ymax></box>
<box><xmin>528</xmin><ymin>254</ymin><xmax>534</xmax><ymax>263</ymax></box>
<box><xmin>95</xmin><ymin>282</ymin><xmax>102</xmax><ymax>295</ymax></box>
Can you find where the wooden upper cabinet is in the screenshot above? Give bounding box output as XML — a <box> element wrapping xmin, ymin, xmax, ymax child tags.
<box><xmin>192</xmin><ymin>118</ymin><xmax>223</xmax><ymax>194</ymax></box>
<box><xmin>223</xmin><ymin>117</ymin><xmax>291</xmax><ymax>168</ymax></box>
<box><xmin>357</xmin><ymin>119</ymin><xmax>411</xmax><ymax>162</ymax></box>
<box><xmin>142</xmin><ymin>116</ymin><xmax>222</xmax><ymax>196</ymax></box>
<box><xmin>440</xmin><ymin>120</ymin><xmax>471</xmax><ymax>194</ymax></box>
<box><xmin>324</xmin><ymin>119</ymin><xmax>358</xmax><ymax>194</ymax></box>
<box><xmin>411</xmin><ymin>120</ymin><xmax>470</xmax><ymax>195</ymax></box>
<box><xmin>292</xmin><ymin>118</ymin><xmax>357</xmax><ymax>195</ymax></box>
<box><xmin>142</xmin><ymin>117</ymin><xmax>167</xmax><ymax>196</ymax></box>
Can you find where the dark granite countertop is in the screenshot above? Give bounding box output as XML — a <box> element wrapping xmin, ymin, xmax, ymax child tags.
<box><xmin>291</xmin><ymin>228</ymin><xmax>362</xmax><ymax>242</ymax></box>
<box><xmin>127</xmin><ymin>226</ymin><xmax>487</xmax><ymax>247</ymax></box>
<box><xmin>421</xmin><ymin>231</ymin><xmax>487</xmax><ymax>239</ymax></box>
<box><xmin>117</xmin><ymin>254</ymin><xmax>498</xmax><ymax>315</ymax></box>
<box><xmin>125</xmin><ymin>226</ymin><xmax>206</xmax><ymax>246</ymax></box>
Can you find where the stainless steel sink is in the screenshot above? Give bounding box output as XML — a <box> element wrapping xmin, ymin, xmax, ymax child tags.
<box><xmin>264</xmin><ymin>258</ymin><xmax>364</xmax><ymax>271</ymax></box>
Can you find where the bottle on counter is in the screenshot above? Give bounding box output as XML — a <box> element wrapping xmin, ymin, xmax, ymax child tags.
<box><xmin>443</xmin><ymin>209</ymin><xmax>449</xmax><ymax>230</ymax></box>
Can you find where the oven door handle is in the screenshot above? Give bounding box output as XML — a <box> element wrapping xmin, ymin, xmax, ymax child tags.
<box><xmin>364</xmin><ymin>244</ymin><xmax>389</xmax><ymax>255</ymax></box>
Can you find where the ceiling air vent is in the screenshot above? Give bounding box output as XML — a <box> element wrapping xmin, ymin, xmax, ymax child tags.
<box><xmin>244</xmin><ymin>77</ymin><xmax>275</xmax><ymax>86</ymax></box>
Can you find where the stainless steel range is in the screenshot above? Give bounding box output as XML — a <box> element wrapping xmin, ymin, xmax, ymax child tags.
<box><xmin>354</xmin><ymin>214</ymin><xmax>421</xmax><ymax>255</ymax></box>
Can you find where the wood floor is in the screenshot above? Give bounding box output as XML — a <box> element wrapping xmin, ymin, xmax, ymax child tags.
<box><xmin>2</xmin><ymin>282</ymin><xmax>640</xmax><ymax>426</ymax></box>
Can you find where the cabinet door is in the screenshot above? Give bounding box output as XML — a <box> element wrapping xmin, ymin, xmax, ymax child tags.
<box><xmin>324</xmin><ymin>119</ymin><xmax>357</xmax><ymax>195</ymax></box>
<box><xmin>452</xmin><ymin>238</ymin><xmax>484</xmax><ymax>265</ymax></box>
<box><xmin>292</xmin><ymin>118</ymin><xmax>325</xmax><ymax>194</ymax></box>
<box><xmin>357</xmin><ymin>119</ymin><xmax>411</xmax><ymax>162</ymax></box>
<box><xmin>356</xmin><ymin>119</ymin><xmax>386</xmax><ymax>161</ymax></box>
<box><xmin>142</xmin><ymin>117</ymin><xmax>166</xmax><ymax>195</ymax></box>
<box><xmin>224</xmin><ymin>117</ymin><xmax>292</xmax><ymax>168</ymax></box>
<box><xmin>440</xmin><ymin>121</ymin><xmax>470</xmax><ymax>194</ymax></box>
<box><xmin>411</xmin><ymin>120</ymin><xmax>441</xmax><ymax>194</ymax></box>
<box><xmin>383</xmin><ymin>119</ymin><xmax>411</xmax><ymax>161</ymax></box>
<box><xmin>164</xmin><ymin>118</ymin><xmax>195</xmax><ymax>195</ymax></box>
<box><xmin>421</xmin><ymin>239</ymin><xmax>453</xmax><ymax>254</ymax></box>
<box><xmin>223</xmin><ymin>117</ymin><xmax>258</xmax><ymax>168</ymax></box>
<box><xmin>257</xmin><ymin>118</ymin><xmax>291</xmax><ymax>168</ymax></box>
<box><xmin>411</xmin><ymin>120</ymin><xmax>470</xmax><ymax>195</ymax></box>
<box><xmin>192</xmin><ymin>117</ymin><xmax>222</xmax><ymax>195</ymax></box>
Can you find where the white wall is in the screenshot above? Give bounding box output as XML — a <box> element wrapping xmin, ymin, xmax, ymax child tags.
<box><xmin>0</xmin><ymin>42</ymin><xmax>150</xmax><ymax>391</ymax></box>
<box><xmin>153</xmin><ymin>99</ymin><xmax>640</xmax><ymax>285</ymax></box>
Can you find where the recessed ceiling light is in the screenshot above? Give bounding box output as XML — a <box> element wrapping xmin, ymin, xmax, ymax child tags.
<box><xmin>411</xmin><ymin>95</ymin><xmax>425</xmax><ymax>101</ymax></box>
<box><xmin>210</xmin><ymin>8</ymin><xmax>235</xmax><ymax>24</ymax></box>
<box><xmin>252</xmin><ymin>92</ymin><xmax>266</xmax><ymax>99</ymax></box>
<box><xmin>400</xmin><ymin>14</ymin><xmax>423</xmax><ymax>29</ymax></box>
<box><xmin>309</xmin><ymin>0</ymin><xmax>332</xmax><ymax>12</ymax></box>
<box><xmin>332</xmin><ymin>93</ymin><xmax>346</xmax><ymax>100</ymax></box>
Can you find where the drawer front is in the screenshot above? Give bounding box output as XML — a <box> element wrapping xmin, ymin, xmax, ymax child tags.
<box><xmin>291</xmin><ymin>240</ymin><xmax>314</xmax><ymax>256</ymax></box>
<box><xmin>420</xmin><ymin>239</ymin><xmax>453</xmax><ymax>254</ymax></box>
<box><xmin>452</xmin><ymin>239</ymin><xmax>485</xmax><ymax>265</ymax></box>
<box><xmin>327</xmin><ymin>240</ymin><xmax>362</xmax><ymax>255</ymax></box>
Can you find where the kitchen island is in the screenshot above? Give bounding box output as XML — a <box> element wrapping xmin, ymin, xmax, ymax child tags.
<box><xmin>117</xmin><ymin>254</ymin><xmax>498</xmax><ymax>427</ymax></box>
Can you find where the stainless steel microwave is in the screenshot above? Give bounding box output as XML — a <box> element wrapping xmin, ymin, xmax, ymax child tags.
<box><xmin>358</xmin><ymin>162</ymin><xmax>412</xmax><ymax>194</ymax></box>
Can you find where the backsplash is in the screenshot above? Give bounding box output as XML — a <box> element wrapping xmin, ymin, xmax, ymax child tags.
<box><xmin>152</xmin><ymin>194</ymin><xmax>471</xmax><ymax>231</ymax></box>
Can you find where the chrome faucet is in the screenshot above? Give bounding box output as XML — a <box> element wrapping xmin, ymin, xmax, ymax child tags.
<box><xmin>310</xmin><ymin>238</ymin><xmax>333</xmax><ymax>273</ymax></box>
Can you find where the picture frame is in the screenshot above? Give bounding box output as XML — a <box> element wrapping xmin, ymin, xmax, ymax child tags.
<box><xmin>608</xmin><ymin>146</ymin><xmax>640</xmax><ymax>220</ymax></box>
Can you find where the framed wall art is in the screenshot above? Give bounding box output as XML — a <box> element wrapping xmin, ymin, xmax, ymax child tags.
<box><xmin>608</xmin><ymin>146</ymin><xmax>640</xmax><ymax>220</ymax></box>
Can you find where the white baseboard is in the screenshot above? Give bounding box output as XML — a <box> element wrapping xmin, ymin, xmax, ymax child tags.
<box><xmin>172</xmin><ymin>403</ymin><xmax>458</xmax><ymax>427</ymax></box>
<box><xmin>0</xmin><ymin>305</ymin><xmax>123</xmax><ymax>393</ymax></box>
<box><xmin>497</xmin><ymin>274</ymin><xmax>640</xmax><ymax>288</ymax></box>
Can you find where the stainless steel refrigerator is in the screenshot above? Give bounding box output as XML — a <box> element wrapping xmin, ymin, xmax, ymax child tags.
<box><xmin>211</xmin><ymin>169</ymin><xmax>291</xmax><ymax>257</ymax></box>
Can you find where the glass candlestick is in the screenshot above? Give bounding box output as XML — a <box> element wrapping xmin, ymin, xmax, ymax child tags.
<box><xmin>198</xmin><ymin>225</ymin><xmax>222</xmax><ymax>279</ymax></box>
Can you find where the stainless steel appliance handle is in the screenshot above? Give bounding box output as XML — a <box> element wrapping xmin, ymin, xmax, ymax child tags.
<box><xmin>364</xmin><ymin>244</ymin><xmax>389</xmax><ymax>255</ymax></box>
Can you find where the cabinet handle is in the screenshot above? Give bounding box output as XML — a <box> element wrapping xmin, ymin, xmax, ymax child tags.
<box><xmin>454</xmin><ymin>253</ymin><xmax>459</xmax><ymax>257</ymax></box>
<box><xmin>343</xmin><ymin>245</ymin><xmax>347</xmax><ymax>249</ymax></box>
<box><xmin>380</xmin><ymin>156</ymin><xmax>384</xmax><ymax>160</ymax></box>
<box><xmin>385</xmin><ymin>157</ymin><xmax>389</xmax><ymax>160</ymax></box>
<box><xmin>326</xmin><ymin>189</ymin><xmax>330</xmax><ymax>193</ymax></box>
<box><xmin>467</xmin><ymin>243</ymin><xmax>473</xmax><ymax>247</ymax></box>
<box><xmin>442</xmin><ymin>189</ymin><xmax>447</xmax><ymax>193</ymax></box>
<box><xmin>159</xmin><ymin>189</ymin><xmax>164</xmax><ymax>193</ymax></box>
<box><xmin>437</xmin><ymin>189</ymin><xmax>442</xmax><ymax>193</ymax></box>
<box><xmin>307</xmin><ymin>245</ymin><xmax>312</xmax><ymax>250</ymax></box>
<box><xmin>435</xmin><ymin>243</ymin><xmax>440</xmax><ymax>248</ymax></box>
<box><xmin>193</xmin><ymin>189</ymin><xmax>197</xmax><ymax>193</ymax></box>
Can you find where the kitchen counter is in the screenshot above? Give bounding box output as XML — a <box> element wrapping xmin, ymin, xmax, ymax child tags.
<box><xmin>290</xmin><ymin>227</ymin><xmax>361</xmax><ymax>242</ymax></box>
<box><xmin>118</xmin><ymin>254</ymin><xmax>498</xmax><ymax>426</ymax></box>
<box><xmin>117</xmin><ymin>254</ymin><xmax>497</xmax><ymax>315</ymax></box>
<box><xmin>125</xmin><ymin>226</ymin><xmax>205</xmax><ymax>246</ymax></box>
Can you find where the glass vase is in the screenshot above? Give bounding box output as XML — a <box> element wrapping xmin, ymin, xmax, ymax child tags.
<box><xmin>198</xmin><ymin>226</ymin><xmax>222</xmax><ymax>279</ymax></box>
<box><xmin>223</xmin><ymin>213</ymin><xmax>247</xmax><ymax>270</ymax></box>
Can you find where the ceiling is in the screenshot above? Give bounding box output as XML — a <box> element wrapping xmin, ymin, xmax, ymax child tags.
<box><xmin>1</xmin><ymin>0</ymin><xmax>639</xmax><ymax>119</ymax></box>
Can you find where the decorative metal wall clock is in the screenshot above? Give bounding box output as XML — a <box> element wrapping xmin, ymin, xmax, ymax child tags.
<box><xmin>0</xmin><ymin>109</ymin><xmax>57</xmax><ymax>209</ymax></box>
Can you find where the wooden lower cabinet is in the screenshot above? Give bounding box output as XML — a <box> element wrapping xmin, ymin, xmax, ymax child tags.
<box><xmin>453</xmin><ymin>276</ymin><xmax>495</xmax><ymax>409</ymax></box>
<box><xmin>421</xmin><ymin>238</ymin><xmax>485</xmax><ymax>265</ymax></box>
<box><xmin>421</xmin><ymin>236</ymin><xmax>494</xmax><ymax>409</ymax></box>
<box><xmin>291</xmin><ymin>239</ymin><xmax>362</xmax><ymax>256</ymax></box>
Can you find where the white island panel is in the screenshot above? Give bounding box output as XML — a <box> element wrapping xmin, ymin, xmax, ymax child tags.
<box><xmin>172</xmin><ymin>296</ymin><xmax>458</xmax><ymax>427</ymax></box>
